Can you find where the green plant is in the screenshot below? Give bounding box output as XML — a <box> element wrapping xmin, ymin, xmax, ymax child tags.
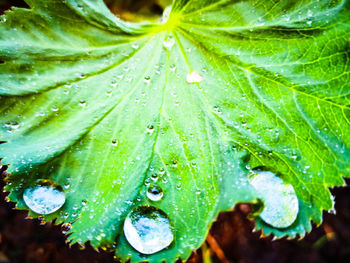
<box><xmin>0</xmin><ymin>0</ymin><xmax>349</xmax><ymax>262</ymax></box>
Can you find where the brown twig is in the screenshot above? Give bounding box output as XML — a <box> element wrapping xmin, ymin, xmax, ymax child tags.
<box><xmin>206</xmin><ymin>233</ymin><xmax>229</xmax><ymax>263</ymax></box>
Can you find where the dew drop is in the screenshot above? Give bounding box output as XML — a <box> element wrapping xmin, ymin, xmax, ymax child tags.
<box><xmin>249</xmin><ymin>170</ymin><xmax>298</xmax><ymax>228</ymax></box>
<box><xmin>111</xmin><ymin>139</ymin><xmax>119</xmax><ymax>146</ymax></box>
<box><xmin>163</xmin><ymin>35</ymin><xmax>175</xmax><ymax>49</ymax></box>
<box><xmin>146</xmin><ymin>125</ymin><xmax>155</xmax><ymax>134</ymax></box>
<box><xmin>132</xmin><ymin>42</ymin><xmax>139</xmax><ymax>49</ymax></box>
<box><xmin>79</xmin><ymin>100</ymin><xmax>87</xmax><ymax>108</ymax></box>
<box><xmin>147</xmin><ymin>185</ymin><xmax>163</xmax><ymax>202</ymax></box>
<box><xmin>151</xmin><ymin>173</ymin><xmax>159</xmax><ymax>182</ymax></box>
<box><xmin>23</xmin><ymin>180</ymin><xmax>65</xmax><ymax>215</ymax></box>
<box><xmin>61</xmin><ymin>223</ymin><xmax>72</xmax><ymax>234</ymax></box>
<box><xmin>124</xmin><ymin>206</ymin><xmax>174</xmax><ymax>254</ymax></box>
<box><xmin>144</xmin><ymin>76</ymin><xmax>151</xmax><ymax>84</ymax></box>
<box><xmin>186</xmin><ymin>71</ymin><xmax>203</xmax><ymax>83</ymax></box>
<box><xmin>51</xmin><ymin>106</ymin><xmax>59</xmax><ymax>112</ymax></box>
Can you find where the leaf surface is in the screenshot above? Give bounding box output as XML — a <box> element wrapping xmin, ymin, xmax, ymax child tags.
<box><xmin>0</xmin><ymin>0</ymin><xmax>349</xmax><ymax>262</ymax></box>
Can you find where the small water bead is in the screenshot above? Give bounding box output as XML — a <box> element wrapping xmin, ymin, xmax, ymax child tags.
<box><xmin>106</xmin><ymin>89</ymin><xmax>113</xmax><ymax>96</ymax></box>
<box><xmin>111</xmin><ymin>139</ymin><xmax>119</xmax><ymax>146</ymax></box>
<box><xmin>144</xmin><ymin>76</ymin><xmax>151</xmax><ymax>84</ymax></box>
<box><xmin>51</xmin><ymin>106</ymin><xmax>59</xmax><ymax>112</ymax></box>
<box><xmin>61</xmin><ymin>223</ymin><xmax>72</xmax><ymax>235</ymax></box>
<box><xmin>172</xmin><ymin>160</ymin><xmax>178</xmax><ymax>167</ymax></box>
<box><xmin>249</xmin><ymin>170</ymin><xmax>298</xmax><ymax>228</ymax></box>
<box><xmin>146</xmin><ymin>125</ymin><xmax>155</xmax><ymax>134</ymax></box>
<box><xmin>132</xmin><ymin>42</ymin><xmax>139</xmax><ymax>49</ymax></box>
<box><xmin>163</xmin><ymin>35</ymin><xmax>175</xmax><ymax>49</ymax></box>
<box><xmin>144</xmin><ymin>178</ymin><xmax>151</xmax><ymax>187</ymax></box>
<box><xmin>79</xmin><ymin>100</ymin><xmax>87</xmax><ymax>108</ymax></box>
<box><xmin>186</xmin><ymin>71</ymin><xmax>203</xmax><ymax>83</ymax></box>
<box><xmin>124</xmin><ymin>206</ymin><xmax>174</xmax><ymax>254</ymax></box>
<box><xmin>23</xmin><ymin>180</ymin><xmax>66</xmax><ymax>215</ymax></box>
<box><xmin>151</xmin><ymin>173</ymin><xmax>159</xmax><ymax>182</ymax></box>
<box><xmin>176</xmin><ymin>183</ymin><xmax>182</xmax><ymax>190</ymax></box>
<box><xmin>147</xmin><ymin>185</ymin><xmax>163</xmax><ymax>201</ymax></box>
<box><xmin>162</xmin><ymin>177</ymin><xmax>168</xmax><ymax>184</ymax></box>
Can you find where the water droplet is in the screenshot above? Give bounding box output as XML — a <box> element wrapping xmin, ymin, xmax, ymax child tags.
<box><xmin>147</xmin><ymin>185</ymin><xmax>163</xmax><ymax>201</ymax></box>
<box><xmin>186</xmin><ymin>71</ymin><xmax>203</xmax><ymax>83</ymax></box>
<box><xmin>79</xmin><ymin>100</ymin><xmax>87</xmax><ymax>108</ymax></box>
<box><xmin>249</xmin><ymin>170</ymin><xmax>298</xmax><ymax>228</ymax></box>
<box><xmin>106</xmin><ymin>89</ymin><xmax>113</xmax><ymax>96</ymax></box>
<box><xmin>151</xmin><ymin>173</ymin><xmax>159</xmax><ymax>182</ymax></box>
<box><xmin>163</xmin><ymin>35</ymin><xmax>175</xmax><ymax>49</ymax></box>
<box><xmin>23</xmin><ymin>180</ymin><xmax>65</xmax><ymax>215</ymax></box>
<box><xmin>144</xmin><ymin>178</ymin><xmax>151</xmax><ymax>186</ymax></box>
<box><xmin>124</xmin><ymin>206</ymin><xmax>174</xmax><ymax>254</ymax></box>
<box><xmin>51</xmin><ymin>106</ymin><xmax>59</xmax><ymax>112</ymax></box>
<box><xmin>176</xmin><ymin>183</ymin><xmax>181</xmax><ymax>190</ymax></box>
<box><xmin>146</xmin><ymin>125</ymin><xmax>155</xmax><ymax>134</ymax></box>
<box><xmin>132</xmin><ymin>43</ymin><xmax>139</xmax><ymax>49</ymax></box>
<box><xmin>61</xmin><ymin>223</ymin><xmax>72</xmax><ymax>234</ymax></box>
<box><xmin>144</xmin><ymin>76</ymin><xmax>151</xmax><ymax>84</ymax></box>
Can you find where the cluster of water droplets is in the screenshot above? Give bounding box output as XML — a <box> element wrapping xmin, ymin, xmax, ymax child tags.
<box><xmin>3</xmin><ymin>121</ymin><xmax>20</xmax><ymax>133</ymax></box>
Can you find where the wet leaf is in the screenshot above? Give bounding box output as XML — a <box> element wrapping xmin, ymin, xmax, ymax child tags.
<box><xmin>0</xmin><ymin>0</ymin><xmax>349</xmax><ymax>262</ymax></box>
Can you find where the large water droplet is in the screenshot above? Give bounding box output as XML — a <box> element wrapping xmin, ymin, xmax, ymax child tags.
<box><xmin>124</xmin><ymin>206</ymin><xmax>174</xmax><ymax>254</ymax></box>
<box><xmin>186</xmin><ymin>71</ymin><xmax>203</xmax><ymax>83</ymax></box>
<box><xmin>249</xmin><ymin>170</ymin><xmax>298</xmax><ymax>228</ymax></box>
<box><xmin>147</xmin><ymin>185</ymin><xmax>163</xmax><ymax>201</ymax></box>
<box><xmin>23</xmin><ymin>180</ymin><xmax>66</xmax><ymax>215</ymax></box>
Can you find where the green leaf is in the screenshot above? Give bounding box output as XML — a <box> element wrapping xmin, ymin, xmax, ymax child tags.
<box><xmin>0</xmin><ymin>0</ymin><xmax>349</xmax><ymax>262</ymax></box>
